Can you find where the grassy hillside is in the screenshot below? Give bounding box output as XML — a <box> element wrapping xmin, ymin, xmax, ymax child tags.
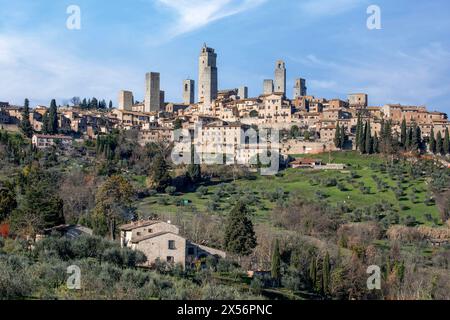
<box><xmin>137</xmin><ymin>152</ymin><xmax>441</xmax><ymax>226</ymax></box>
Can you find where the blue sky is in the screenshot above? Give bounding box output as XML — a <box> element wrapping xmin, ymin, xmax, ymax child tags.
<box><xmin>1</xmin><ymin>0</ymin><xmax>450</xmax><ymax>114</ymax></box>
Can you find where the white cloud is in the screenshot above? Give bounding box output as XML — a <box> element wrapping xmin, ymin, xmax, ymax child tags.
<box><xmin>155</xmin><ymin>0</ymin><xmax>267</xmax><ymax>39</ymax></box>
<box><xmin>0</xmin><ymin>33</ymin><xmax>141</xmax><ymax>107</ymax></box>
<box><xmin>299</xmin><ymin>0</ymin><xmax>366</xmax><ymax>17</ymax></box>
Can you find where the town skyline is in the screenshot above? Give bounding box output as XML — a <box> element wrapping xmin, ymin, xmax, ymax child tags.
<box><xmin>1</xmin><ymin>0</ymin><xmax>450</xmax><ymax>114</ymax></box>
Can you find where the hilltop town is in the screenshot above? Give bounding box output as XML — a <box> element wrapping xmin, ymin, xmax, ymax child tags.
<box><xmin>1</xmin><ymin>44</ymin><xmax>449</xmax><ymax>160</ymax></box>
<box><xmin>1</xmin><ymin>45</ymin><xmax>450</xmax><ymax>301</ymax></box>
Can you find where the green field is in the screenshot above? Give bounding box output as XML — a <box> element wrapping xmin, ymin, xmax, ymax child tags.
<box><xmin>136</xmin><ymin>152</ymin><xmax>441</xmax><ymax>226</ymax></box>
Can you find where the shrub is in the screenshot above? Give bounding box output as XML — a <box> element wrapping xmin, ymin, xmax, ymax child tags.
<box><xmin>165</xmin><ymin>186</ymin><xmax>177</xmax><ymax>195</ymax></box>
<box><xmin>196</xmin><ymin>186</ymin><xmax>208</xmax><ymax>197</ymax></box>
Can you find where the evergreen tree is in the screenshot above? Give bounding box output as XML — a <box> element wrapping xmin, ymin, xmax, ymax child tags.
<box><xmin>340</xmin><ymin>125</ymin><xmax>346</xmax><ymax>149</ymax></box>
<box><xmin>271</xmin><ymin>239</ymin><xmax>281</xmax><ymax>285</ymax></box>
<box><xmin>224</xmin><ymin>202</ymin><xmax>257</xmax><ymax>256</ymax></box>
<box><xmin>42</xmin><ymin>112</ymin><xmax>49</xmax><ymax>134</ymax></box>
<box><xmin>334</xmin><ymin>122</ymin><xmax>341</xmax><ymax>149</ymax></box>
<box><xmin>187</xmin><ymin>143</ymin><xmax>201</xmax><ymax>184</ymax></box>
<box><xmin>355</xmin><ymin>115</ymin><xmax>361</xmax><ymax>151</ymax></box>
<box><xmin>365</xmin><ymin>121</ymin><xmax>372</xmax><ymax>154</ymax></box>
<box><xmin>444</xmin><ymin>128</ymin><xmax>450</xmax><ymax>155</ymax></box>
<box><xmin>10</xmin><ymin>168</ymin><xmax>64</xmax><ymax>234</ymax></box>
<box><xmin>47</xmin><ymin>99</ymin><xmax>58</xmax><ymax>134</ymax></box>
<box><xmin>400</xmin><ymin>117</ymin><xmax>407</xmax><ymax>149</ymax></box>
<box><xmin>406</xmin><ymin>127</ymin><xmax>413</xmax><ymax>151</ymax></box>
<box><xmin>173</xmin><ymin>118</ymin><xmax>183</xmax><ymax>130</ymax></box>
<box><xmin>429</xmin><ymin>127</ymin><xmax>436</xmax><ymax>154</ymax></box>
<box><xmin>90</xmin><ymin>97</ymin><xmax>99</xmax><ymax>109</ymax></box>
<box><xmin>147</xmin><ymin>154</ymin><xmax>172</xmax><ymax>191</ymax></box>
<box><xmin>359</xmin><ymin>121</ymin><xmax>367</xmax><ymax>154</ymax></box>
<box><xmin>411</xmin><ymin>124</ymin><xmax>422</xmax><ymax>152</ymax></box>
<box><xmin>322</xmin><ymin>252</ymin><xmax>331</xmax><ymax>296</ymax></box>
<box><xmin>94</xmin><ymin>175</ymin><xmax>134</xmax><ymax>239</ymax></box>
<box><xmin>20</xmin><ymin>98</ymin><xmax>33</xmax><ymax>138</ymax></box>
<box><xmin>81</xmin><ymin>98</ymin><xmax>88</xmax><ymax>109</ymax></box>
<box><xmin>0</xmin><ymin>185</ymin><xmax>17</xmax><ymax>222</ymax></box>
<box><xmin>373</xmin><ymin>132</ymin><xmax>379</xmax><ymax>154</ymax></box>
<box><xmin>109</xmin><ymin>100</ymin><xmax>113</xmax><ymax>109</ymax></box>
<box><xmin>436</xmin><ymin>131</ymin><xmax>443</xmax><ymax>155</ymax></box>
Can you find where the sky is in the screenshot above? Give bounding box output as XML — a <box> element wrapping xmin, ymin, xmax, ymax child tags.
<box><xmin>0</xmin><ymin>0</ymin><xmax>450</xmax><ymax>114</ymax></box>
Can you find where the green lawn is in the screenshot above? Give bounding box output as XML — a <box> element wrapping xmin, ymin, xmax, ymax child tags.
<box><xmin>136</xmin><ymin>152</ymin><xmax>441</xmax><ymax>226</ymax></box>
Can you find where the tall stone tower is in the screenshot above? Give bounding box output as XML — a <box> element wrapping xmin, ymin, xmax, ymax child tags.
<box><xmin>274</xmin><ymin>60</ymin><xmax>286</xmax><ymax>96</ymax></box>
<box><xmin>293</xmin><ymin>78</ymin><xmax>307</xmax><ymax>99</ymax></box>
<box><xmin>144</xmin><ymin>72</ymin><xmax>160</xmax><ymax>113</ymax></box>
<box><xmin>183</xmin><ymin>79</ymin><xmax>195</xmax><ymax>105</ymax></box>
<box><xmin>238</xmin><ymin>86</ymin><xmax>248</xmax><ymax>99</ymax></box>
<box><xmin>198</xmin><ymin>44</ymin><xmax>218</xmax><ymax>106</ymax></box>
<box><xmin>263</xmin><ymin>79</ymin><xmax>274</xmax><ymax>95</ymax></box>
<box><xmin>118</xmin><ymin>90</ymin><xmax>134</xmax><ymax>111</ymax></box>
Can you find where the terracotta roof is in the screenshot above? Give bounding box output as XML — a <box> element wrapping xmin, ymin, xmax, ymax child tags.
<box><xmin>131</xmin><ymin>231</ymin><xmax>180</xmax><ymax>243</ymax></box>
<box><xmin>119</xmin><ymin>220</ymin><xmax>160</xmax><ymax>231</ymax></box>
<box><xmin>34</xmin><ymin>134</ymin><xmax>72</xmax><ymax>139</ymax></box>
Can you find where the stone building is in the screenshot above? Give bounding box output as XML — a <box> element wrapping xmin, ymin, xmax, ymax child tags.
<box><xmin>238</xmin><ymin>86</ymin><xmax>248</xmax><ymax>100</ymax></box>
<box><xmin>183</xmin><ymin>79</ymin><xmax>195</xmax><ymax>105</ymax></box>
<box><xmin>32</xmin><ymin>134</ymin><xmax>73</xmax><ymax>149</ymax></box>
<box><xmin>198</xmin><ymin>44</ymin><xmax>218</xmax><ymax>106</ymax></box>
<box><xmin>120</xmin><ymin>220</ymin><xmax>226</xmax><ymax>269</ymax></box>
<box><xmin>263</xmin><ymin>79</ymin><xmax>274</xmax><ymax>95</ymax></box>
<box><xmin>293</xmin><ymin>78</ymin><xmax>307</xmax><ymax>99</ymax></box>
<box><xmin>118</xmin><ymin>90</ymin><xmax>134</xmax><ymax>111</ymax></box>
<box><xmin>348</xmin><ymin>93</ymin><xmax>368</xmax><ymax>108</ymax></box>
<box><xmin>138</xmin><ymin>128</ymin><xmax>174</xmax><ymax>146</ymax></box>
<box><xmin>144</xmin><ymin>72</ymin><xmax>160</xmax><ymax>113</ymax></box>
<box><xmin>274</xmin><ymin>60</ymin><xmax>286</xmax><ymax>97</ymax></box>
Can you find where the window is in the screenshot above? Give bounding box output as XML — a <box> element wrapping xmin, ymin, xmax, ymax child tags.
<box><xmin>168</xmin><ymin>240</ymin><xmax>176</xmax><ymax>250</ymax></box>
<box><xmin>188</xmin><ymin>247</ymin><xmax>195</xmax><ymax>255</ymax></box>
<box><xmin>167</xmin><ymin>256</ymin><xmax>174</xmax><ymax>263</ymax></box>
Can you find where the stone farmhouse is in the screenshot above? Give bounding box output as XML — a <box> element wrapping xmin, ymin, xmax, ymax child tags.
<box><xmin>119</xmin><ymin>220</ymin><xmax>226</xmax><ymax>269</ymax></box>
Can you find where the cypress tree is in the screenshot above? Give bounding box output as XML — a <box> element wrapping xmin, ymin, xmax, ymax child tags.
<box><xmin>224</xmin><ymin>202</ymin><xmax>257</xmax><ymax>256</ymax></box>
<box><xmin>355</xmin><ymin>115</ymin><xmax>361</xmax><ymax>151</ymax></box>
<box><xmin>109</xmin><ymin>100</ymin><xmax>113</xmax><ymax>109</ymax></box>
<box><xmin>271</xmin><ymin>239</ymin><xmax>281</xmax><ymax>285</ymax></box>
<box><xmin>444</xmin><ymin>128</ymin><xmax>450</xmax><ymax>155</ymax></box>
<box><xmin>400</xmin><ymin>117</ymin><xmax>407</xmax><ymax>149</ymax></box>
<box><xmin>373</xmin><ymin>132</ymin><xmax>379</xmax><ymax>154</ymax></box>
<box><xmin>411</xmin><ymin>124</ymin><xmax>422</xmax><ymax>152</ymax></box>
<box><xmin>20</xmin><ymin>98</ymin><xmax>33</xmax><ymax>138</ymax></box>
<box><xmin>187</xmin><ymin>143</ymin><xmax>201</xmax><ymax>184</ymax></box>
<box><xmin>436</xmin><ymin>131</ymin><xmax>443</xmax><ymax>155</ymax></box>
<box><xmin>365</xmin><ymin>121</ymin><xmax>372</xmax><ymax>154</ymax></box>
<box><xmin>406</xmin><ymin>127</ymin><xmax>413</xmax><ymax>151</ymax></box>
<box><xmin>47</xmin><ymin>99</ymin><xmax>58</xmax><ymax>134</ymax></box>
<box><xmin>322</xmin><ymin>252</ymin><xmax>331</xmax><ymax>296</ymax></box>
<box><xmin>334</xmin><ymin>122</ymin><xmax>341</xmax><ymax>149</ymax></box>
<box><xmin>340</xmin><ymin>125</ymin><xmax>346</xmax><ymax>149</ymax></box>
<box><xmin>360</xmin><ymin>121</ymin><xmax>367</xmax><ymax>154</ymax></box>
<box><xmin>429</xmin><ymin>127</ymin><xmax>436</xmax><ymax>154</ymax></box>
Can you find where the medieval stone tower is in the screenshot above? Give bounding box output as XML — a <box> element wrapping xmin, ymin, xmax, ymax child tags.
<box><xmin>293</xmin><ymin>78</ymin><xmax>307</xmax><ymax>99</ymax></box>
<box><xmin>263</xmin><ymin>79</ymin><xmax>274</xmax><ymax>95</ymax></box>
<box><xmin>198</xmin><ymin>44</ymin><xmax>218</xmax><ymax>106</ymax></box>
<box><xmin>274</xmin><ymin>60</ymin><xmax>286</xmax><ymax>97</ymax></box>
<box><xmin>144</xmin><ymin>72</ymin><xmax>160</xmax><ymax>113</ymax></box>
<box><xmin>183</xmin><ymin>79</ymin><xmax>195</xmax><ymax>105</ymax></box>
